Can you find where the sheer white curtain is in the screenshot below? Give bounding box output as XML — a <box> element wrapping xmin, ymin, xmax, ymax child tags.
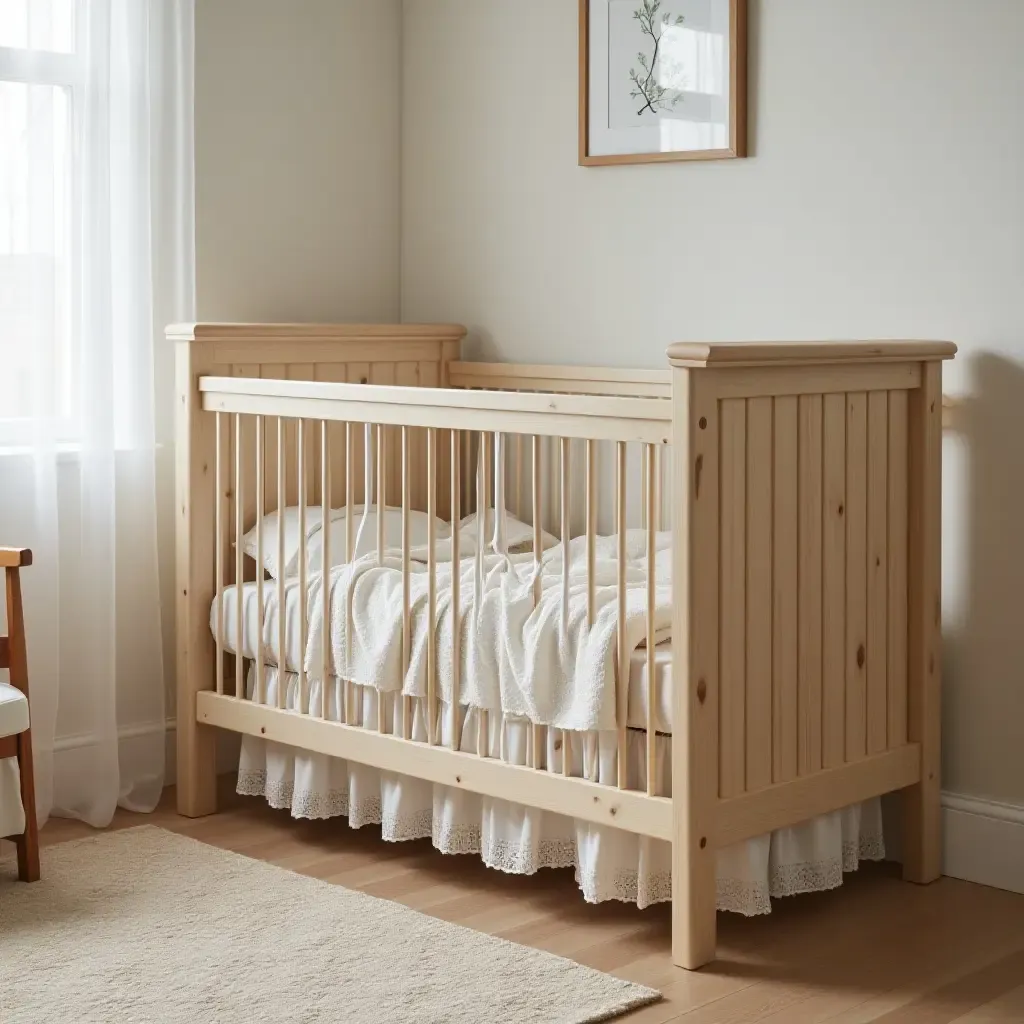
<box><xmin>0</xmin><ymin>0</ymin><xmax>194</xmax><ymax>826</ymax></box>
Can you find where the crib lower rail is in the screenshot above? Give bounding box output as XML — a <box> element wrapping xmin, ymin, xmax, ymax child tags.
<box><xmin>196</xmin><ymin>691</ymin><xmax>673</xmax><ymax>840</ymax></box>
<box><xmin>715</xmin><ymin>744</ymin><xmax>921</xmax><ymax>847</ymax></box>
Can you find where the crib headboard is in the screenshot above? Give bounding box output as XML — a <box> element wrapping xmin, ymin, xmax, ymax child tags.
<box><xmin>171</xmin><ymin>322</ymin><xmax>465</xmax><ymax>812</ymax></box>
<box><xmin>172</xmin><ymin>321</ymin><xmax>465</xmax><ymax>516</ymax></box>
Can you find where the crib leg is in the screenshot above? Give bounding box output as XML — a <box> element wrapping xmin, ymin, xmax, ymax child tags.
<box><xmin>177</xmin><ymin>707</ymin><xmax>218</xmax><ymax>817</ymax></box>
<box><xmin>671</xmin><ymin>822</ymin><xmax>717</xmax><ymax>969</ymax></box>
<box><xmin>903</xmin><ymin>361</ymin><xmax>943</xmax><ymax>884</ymax></box>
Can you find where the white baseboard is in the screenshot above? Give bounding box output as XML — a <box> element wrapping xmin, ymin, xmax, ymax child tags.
<box><xmin>51</xmin><ymin>718</ymin><xmax>240</xmax><ymax>790</ymax></box>
<box><xmin>941</xmin><ymin>793</ymin><xmax>1024</xmax><ymax>896</ymax></box>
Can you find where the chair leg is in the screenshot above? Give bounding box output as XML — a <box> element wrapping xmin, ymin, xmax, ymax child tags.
<box><xmin>15</xmin><ymin>728</ymin><xmax>39</xmax><ymax>882</ymax></box>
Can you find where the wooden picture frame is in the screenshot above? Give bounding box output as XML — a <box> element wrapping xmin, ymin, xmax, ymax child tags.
<box><xmin>579</xmin><ymin>0</ymin><xmax>748</xmax><ymax>166</ymax></box>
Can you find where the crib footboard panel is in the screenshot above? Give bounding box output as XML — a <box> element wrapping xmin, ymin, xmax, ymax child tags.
<box><xmin>669</xmin><ymin>340</ymin><xmax>954</xmax><ymax>969</ymax></box>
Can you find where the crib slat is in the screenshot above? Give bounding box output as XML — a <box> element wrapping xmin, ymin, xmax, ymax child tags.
<box><xmin>616</xmin><ymin>440</ymin><xmax>628</xmax><ymax>789</ymax></box>
<box><xmin>531</xmin><ymin>434</ymin><xmax>543</xmax><ymax>768</ymax></box>
<box><xmin>298</xmin><ymin>419</ymin><xmax>308</xmax><ymax>714</ymax></box>
<box><xmin>377</xmin><ymin>424</ymin><xmax>387</xmax><ymax>734</ymax></box>
<box><xmin>846</xmin><ymin>393</ymin><xmax>868</xmax><ymax>761</ymax></box>
<box><xmin>560</xmin><ymin>437</ymin><xmax>571</xmax><ymax>777</ymax></box>
<box><xmin>215</xmin><ymin>412</ymin><xmax>224</xmax><ymax>696</ymax></box>
<box><xmin>645</xmin><ymin>443</ymin><xmax>657</xmax><ymax>796</ymax></box>
<box><xmin>277</xmin><ymin>417</ymin><xmax>287</xmax><ymax>710</ymax></box>
<box><xmin>234</xmin><ymin>413</ymin><xmax>244</xmax><ymax>701</ymax></box>
<box><xmin>321</xmin><ymin>420</ymin><xmax>331</xmax><ymax>720</ymax></box>
<box><xmin>401</xmin><ymin>426</ymin><xmax>412</xmax><ymax>740</ymax></box>
<box><xmin>344</xmin><ymin>423</ymin><xmax>354</xmax><ymax>724</ymax></box>
<box><xmin>586</xmin><ymin>439</ymin><xmax>596</xmax><ymax>627</ymax></box>
<box><xmin>255</xmin><ymin>415</ymin><xmax>265</xmax><ymax>705</ymax></box>
<box><xmin>746</xmin><ymin>397</ymin><xmax>773</xmax><ymax>792</ymax></box>
<box><xmin>823</xmin><ymin>393</ymin><xmax>847</xmax><ymax>768</ymax></box>
<box><xmin>376</xmin><ymin>425</ymin><xmax>386</xmax><ymax>562</ymax></box>
<box><xmin>867</xmin><ymin>391</ymin><xmax>889</xmax><ymax>754</ymax></box>
<box><xmin>427</xmin><ymin>427</ymin><xmax>438</xmax><ymax>745</ymax></box>
<box><xmin>719</xmin><ymin>399</ymin><xmax>746</xmax><ymax>798</ymax></box>
<box><xmin>451</xmin><ymin>430</ymin><xmax>461</xmax><ymax>750</ymax></box>
<box><xmin>773</xmin><ymin>396</ymin><xmax>798</xmax><ymax>784</ymax></box>
<box><xmin>476</xmin><ymin>433</ymin><xmax>487</xmax><ymax>757</ymax></box>
<box><xmin>516</xmin><ymin>434</ymin><xmax>524</xmax><ymax>520</ymax></box>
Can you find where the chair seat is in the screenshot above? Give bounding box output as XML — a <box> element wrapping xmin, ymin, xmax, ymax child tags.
<box><xmin>0</xmin><ymin>681</ymin><xmax>29</xmax><ymax>738</ymax></box>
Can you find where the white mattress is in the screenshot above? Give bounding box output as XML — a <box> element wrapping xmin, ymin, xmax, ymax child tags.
<box><xmin>213</xmin><ymin>582</ymin><xmax>673</xmax><ymax>733</ymax></box>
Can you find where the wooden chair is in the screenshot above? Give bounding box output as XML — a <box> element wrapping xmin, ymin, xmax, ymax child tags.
<box><xmin>0</xmin><ymin>548</ymin><xmax>39</xmax><ymax>882</ymax></box>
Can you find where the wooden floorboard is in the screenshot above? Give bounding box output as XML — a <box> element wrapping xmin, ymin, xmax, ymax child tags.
<box><xmin>10</xmin><ymin>779</ymin><xmax>1024</xmax><ymax>1023</ymax></box>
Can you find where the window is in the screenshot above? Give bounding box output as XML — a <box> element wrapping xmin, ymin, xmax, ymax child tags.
<box><xmin>0</xmin><ymin>0</ymin><xmax>82</xmax><ymax>445</ymax></box>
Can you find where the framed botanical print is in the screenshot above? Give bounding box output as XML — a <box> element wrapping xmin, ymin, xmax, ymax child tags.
<box><xmin>579</xmin><ymin>0</ymin><xmax>747</xmax><ymax>166</ymax></box>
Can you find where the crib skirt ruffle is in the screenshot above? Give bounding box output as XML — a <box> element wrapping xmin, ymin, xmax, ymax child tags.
<box><xmin>237</xmin><ymin>668</ymin><xmax>885</xmax><ymax>915</ymax></box>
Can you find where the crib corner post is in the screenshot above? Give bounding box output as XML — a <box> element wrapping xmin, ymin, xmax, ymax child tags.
<box><xmin>903</xmin><ymin>359</ymin><xmax>944</xmax><ymax>884</ymax></box>
<box><xmin>668</xmin><ymin>358</ymin><xmax>720</xmax><ymax>970</ymax></box>
<box><xmin>172</xmin><ymin>324</ymin><xmax>220</xmax><ymax>818</ymax></box>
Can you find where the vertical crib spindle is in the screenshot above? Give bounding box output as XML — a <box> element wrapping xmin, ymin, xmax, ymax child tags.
<box><xmin>515</xmin><ymin>434</ymin><xmax>524</xmax><ymax>520</ymax></box>
<box><xmin>298</xmin><ymin>419</ymin><xmax>308</xmax><ymax>714</ymax></box>
<box><xmin>255</xmin><ymin>415</ymin><xmax>265</xmax><ymax>705</ymax></box>
<box><xmin>215</xmin><ymin>412</ymin><xmax>224</xmax><ymax>696</ymax></box>
<box><xmin>450</xmin><ymin>430</ymin><xmax>461</xmax><ymax>750</ymax></box>
<box><xmin>530</xmin><ymin>434</ymin><xmax>543</xmax><ymax>769</ymax></box>
<box><xmin>616</xmin><ymin>440</ymin><xmax>628</xmax><ymax>789</ymax></box>
<box><xmin>401</xmin><ymin>426</ymin><xmax>412</xmax><ymax>740</ymax></box>
<box><xmin>560</xmin><ymin>437</ymin><xmax>571</xmax><ymax>777</ymax></box>
<box><xmin>321</xmin><ymin>420</ymin><xmax>331</xmax><ymax>720</ymax></box>
<box><xmin>344</xmin><ymin>423</ymin><xmax>354</xmax><ymax>724</ymax></box>
<box><xmin>377</xmin><ymin>424</ymin><xmax>387</xmax><ymax>734</ymax></box>
<box><xmin>645</xmin><ymin>444</ymin><xmax>658</xmax><ymax>796</ymax></box>
<box><xmin>586</xmin><ymin>439</ymin><xmax>596</xmax><ymax>628</ymax></box>
<box><xmin>475</xmin><ymin>434</ymin><xmax>487</xmax><ymax>757</ymax></box>
<box><xmin>427</xmin><ymin>428</ymin><xmax>438</xmax><ymax>745</ymax></box>
<box><xmin>276</xmin><ymin>417</ymin><xmax>286</xmax><ymax>710</ymax></box>
<box><xmin>376</xmin><ymin>424</ymin><xmax>385</xmax><ymax>562</ymax></box>
<box><xmin>234</xmin><ymin>414</ymin><xmax>244</xmax><ymax>701</ymax></box>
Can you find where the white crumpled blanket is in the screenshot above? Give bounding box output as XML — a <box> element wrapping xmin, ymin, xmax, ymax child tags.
<box><xmin>298</xmin><ymin>527</ymin><xmax>672</xmax><ymax>734</ymax></box>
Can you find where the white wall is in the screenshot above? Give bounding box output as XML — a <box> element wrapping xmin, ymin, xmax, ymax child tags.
<box><xmin>194</xmin><ymin>0</ymin><xmax>402</xmax><ymax>323</ymax></box>
<box><xmin>401</xmin><ymin>0</ymin><xmax>1024</xmax><ymax>811</ymax></box>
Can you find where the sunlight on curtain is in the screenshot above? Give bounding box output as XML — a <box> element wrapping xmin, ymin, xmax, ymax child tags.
<box><xmin>0</xmin><ymin>0</ymin><xmax>195</xmax><ymax>826</ymax></box>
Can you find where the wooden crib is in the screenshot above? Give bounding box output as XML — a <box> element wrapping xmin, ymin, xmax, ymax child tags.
<box><xmin>172</xmin><ymin>322</ymin><xmax>954</xmax><ymax>969</ymax></box>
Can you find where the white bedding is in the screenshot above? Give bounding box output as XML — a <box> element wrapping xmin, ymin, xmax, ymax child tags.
<box><xmin>216</xmin><ymin>581</ymin><xmax>674</xmax><ymax>733</ymax></box>
<box><xmin>213</xmin><ymin>529</ymin><xmax>672</xmax><ymax>734</ymax></box>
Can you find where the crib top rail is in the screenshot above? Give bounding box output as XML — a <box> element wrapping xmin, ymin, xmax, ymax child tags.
<box><xmin>198</xmin><ymin>375</ymin><xmax>671</xmax><ymax>444</ymax></box>
<box><xmin>448</xmin><ymin>361</ymin><xmax>672</xmax><ymax>398</ymax></box>
<box><xmin>667</xmin><ymin>340</ymin><xmax>958</xmax><ymax>368</ymax></box>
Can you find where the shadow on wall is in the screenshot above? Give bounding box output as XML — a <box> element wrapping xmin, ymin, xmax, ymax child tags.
<box><xmin>943</xmin><ymin>352</ymin><xmax>1024</xmax><ymax>805</ymax></box>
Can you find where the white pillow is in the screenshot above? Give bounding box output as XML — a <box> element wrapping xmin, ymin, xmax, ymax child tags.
<box><xmin>298</xmin><ymin>506</ymin><xmax>450</xmax><ymax>576</ymax></box>
<box><xmin>241</xmin><ymin>505</ymin><xmax>450</xmax><ymax>578</ymax></box>
<box><xmin>240</xmin><ymin>506</ymin><xmax>334</xmax><ymax>579</ymax></box>
<box><xmin>456</xmin><ymin>508</ymin><xmax>557</xmax><ymax>555</ymax></box>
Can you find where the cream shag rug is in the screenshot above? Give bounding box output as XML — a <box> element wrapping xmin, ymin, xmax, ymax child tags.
<box><xmin>0</xmin><ymin>826</ymin><xmax>659</xmax><ymax>1023</ymax></box>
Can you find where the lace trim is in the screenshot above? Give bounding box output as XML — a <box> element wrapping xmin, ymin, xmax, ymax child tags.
<box><xmin>717</xmin><ymin>878</ymin><xmax>772</xmax><ymax>917</ymax></box>
<box><xmin>575</xmin><ymin>863</ymin><xmax>674</xmax><ymax>911</ymax></box>
<box><xmin>767</xmin><ymin>830</ymin><xmax>886</xmax><ymax>901</ymax></box>
<box><xmin>382</xmin><ymin>806</ymin><xmax>433</xmax><ymax>843</ymax></box>
<box><xmin>481</xmin><ymin>836</ymin><xmax>577</xmax><ymax>877</ymax></box>
<box><xmin>433</xmin><ymin>820</ymin><xmax>480</xmax><ymax>856</ymax></box>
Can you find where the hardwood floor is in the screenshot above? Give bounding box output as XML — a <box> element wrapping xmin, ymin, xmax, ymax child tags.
<box><xmin>26</xmin><ymin>780</ymin><xmax>1024</xmax><ymax>1023</ymax></box>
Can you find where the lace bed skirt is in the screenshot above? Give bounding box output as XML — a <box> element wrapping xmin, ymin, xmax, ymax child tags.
<box><xmin>238</xmin><ymin>668</ymin><xmax>885</xmax><ymax>915</ymax></box>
